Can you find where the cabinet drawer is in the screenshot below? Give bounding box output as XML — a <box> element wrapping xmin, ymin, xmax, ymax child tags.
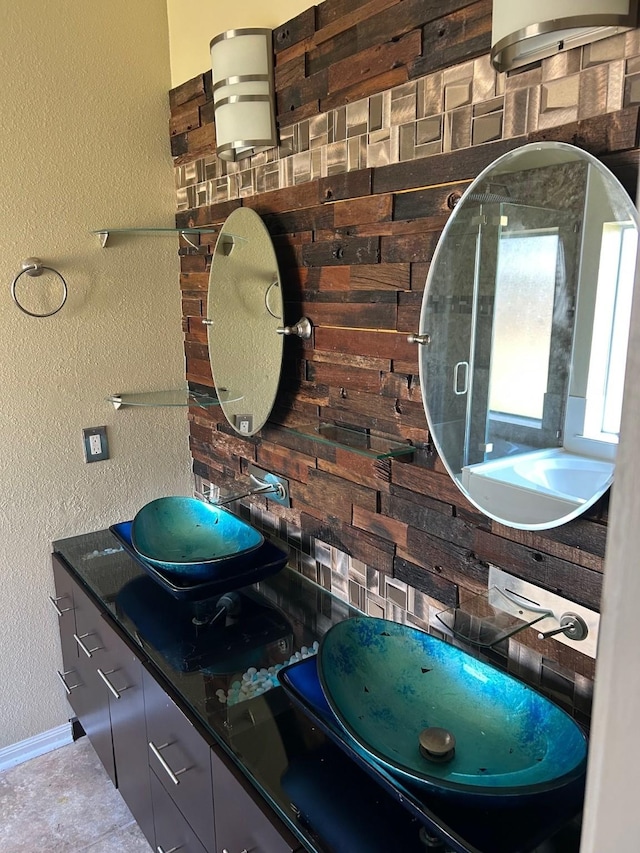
<box><xmin>52</xmin><ymin>555</ymin><xmax>79</xmax><ymax>684</ymax></box>
<box><xmin>106</xmin><ymin>627</ymin><xmax>154</xmax><ymax>847</ymax></box>
<box><xmin>212</xmin><ymin>750</ymin><xmax>300</xmax><ymax>853</ymax></box>
<box><xmin>144</xmin><ymin>668</ymin><xmax>215</xmax><ymax>851</ymax></box>
<box><xmin>151</xmin><ymin>770</ymin><xmax>209</xmax><ymax>853</ymax></box>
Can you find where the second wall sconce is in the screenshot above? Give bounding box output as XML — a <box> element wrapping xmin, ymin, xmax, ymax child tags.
<box><xmin>210</xmin><ymin>28</ymin><xmax>277</xmax><ymax>162</ymax></box>
<box><xmin>491</xmin><ymin>0</ymin><xmax>638</xmax><ymax>72</ymax></box>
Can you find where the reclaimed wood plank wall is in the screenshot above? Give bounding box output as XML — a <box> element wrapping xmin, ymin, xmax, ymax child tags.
<box><xmin>169</xmin><ymin>0</ymin><xmax>640</xmax><ymax>702</ymax></box>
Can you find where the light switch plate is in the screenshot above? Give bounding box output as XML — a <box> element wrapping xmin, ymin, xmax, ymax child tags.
<box><xmin>82</xmin><ymin>426</ymin><xmax>109</xmax><ymax>462</ymax></box>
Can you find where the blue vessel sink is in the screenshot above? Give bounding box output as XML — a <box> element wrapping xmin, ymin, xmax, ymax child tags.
<box><xmin>318</xmin><ymin>617</ymin><xmax>587</xmax><ymax>801</ymax></box>
<box><xmin>131</xmin><ymin>496</ymin><xmax>263</xmax><ymax>579</ymax></box>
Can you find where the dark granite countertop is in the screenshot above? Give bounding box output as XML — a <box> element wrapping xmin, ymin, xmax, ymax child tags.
<box><xmin>52</xmin><ymin>528</ymin><xmax>582</xmax><ymax>853</ymax></box>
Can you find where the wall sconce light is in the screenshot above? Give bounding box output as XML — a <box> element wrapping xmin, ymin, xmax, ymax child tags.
<box><xmin>491</xmin><ymin>0</ymin><xmax>638</xmax><ymax>73</ymax></box>
<box><xmin>210</xmin><ymin>28</ymin><xmax>277</xmax><ymax>162</ymax></box>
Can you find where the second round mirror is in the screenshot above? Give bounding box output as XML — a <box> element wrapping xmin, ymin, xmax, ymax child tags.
<box><xmin>418</xmin><ymin>141</ymin><xmax>637</xmax><ymax>530</ymax></box>
<box><xmin>207</xmin><ymin>207</ymin><xmax>283</xmax><ymax>436</ymax></box>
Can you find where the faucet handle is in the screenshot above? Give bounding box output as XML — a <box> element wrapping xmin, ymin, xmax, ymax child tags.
<box><xmin>538</xmin><ymin>612</ymin><xmax>588</xmax><ymax>642</ymax></box>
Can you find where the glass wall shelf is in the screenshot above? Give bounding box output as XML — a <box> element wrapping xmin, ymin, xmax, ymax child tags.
<box><xmin>92</xmin><ymin>227</ymin><xmax>219</xmax><ymax>248</ymax></box>
<box><xmin>107</xmin><ymin>389</ymin><xmax>243</xmax><ymax>409</ymax></box>
<box><xmin>436</xmin><ymin>586</ymin><xmax>552</xmax><ymax>648</ymax></box>
<box><xmin>283</xmin><ymin>423</ymin><xmax>414</xmax><ymax>459</ymax></box>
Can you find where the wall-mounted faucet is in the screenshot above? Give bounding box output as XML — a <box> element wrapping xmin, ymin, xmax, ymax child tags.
<box><xmin>205</xmin><ymin>467</ymin><xmax>291</xmax><ymax>508</ymax></box>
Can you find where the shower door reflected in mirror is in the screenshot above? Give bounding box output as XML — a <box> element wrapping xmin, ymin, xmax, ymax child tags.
<box><xmin>418</xmin><ymin>142</ymin><xmax>638</xmax><ymax>529</ymax></box>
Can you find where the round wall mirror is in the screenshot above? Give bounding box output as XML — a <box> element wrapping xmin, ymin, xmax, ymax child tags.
<box><xmin>418</xmin><ymin>141</ymin><xmax>638</xmax><ymax>529</ymax></box>
<box><xmin>207</xmin><ymin>207</ymin><xmax>283</xmax><ymax>436</ymax></box>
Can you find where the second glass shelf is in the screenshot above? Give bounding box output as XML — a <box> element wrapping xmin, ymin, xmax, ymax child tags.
<box><xmin>284</xmin><ymin>423</ymin><xmax>414</xmax><ymax>459</ymax></box>
<box><xmin>107</xmin><ymin>389</ymin><xmax>243</xmax><ymax>409</ymax></box>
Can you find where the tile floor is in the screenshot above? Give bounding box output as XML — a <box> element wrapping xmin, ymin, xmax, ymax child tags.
<box><xmin>0</xmin><ymin>736</ymin><xmax>151</xmax><ymax>852</ymax></box>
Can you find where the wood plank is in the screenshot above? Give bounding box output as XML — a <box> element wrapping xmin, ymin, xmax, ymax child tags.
<box><xmin>473</xmin><ymin>529</ymin><xmax>603</xmax><ymax>611</ymax></box>
<box><xmin>315</xmin><ymin>326</ymin><xmax>417</xmax><ymax>361</ymax></box>
<box><xmin>262</xmin><ymin>204</ymin><xmax>335</xmax><ymax>235</ymax></box>
<box><xmin>397</xmin><ymin>290</ymin><xmax>423</xmax><ymax>331</ymax></box>
<box><xmin>180</xmin><ymin>272</ymin><xmax>209</xmax><ymax>291</ymax></box>
<box><xmin>314</xmin><ymin>0</ymin><xmax>403</xmax><ymax>46</ymax></box>
<box><xmin>294</xmin><ymin>296</ymin><xmax>397</xmax><ymax>329</ymax></box>
<box><xmin>390</xmin><ymin>457</ymin><xmax>479</xmax><ymax>513</ymax></box>
<box><xmin>277</xmin><ymin>68</ymin><xmax>329</xmax><ymax>117</ymax></box>
<box><xmin>380</xmin><ymin>230</ymin><xmax>441</xmax><ymax>263</ymax></box>
<box><xmin>171</xmin><ymin>123</ymin><xmax>216</xmax><ymax>163</ymax></box>
<box><xmin>319</xmin><ymin>169</ymin><xmax>373</xmax><ymax>202</ymax></box>
<box><xmin>318</xmin><ymin>449</ymin><xmax>393</xmax><ymax>490</ymax></box>
<box><xmin>333</xmin><ymin>194</ymin><xmax>393</xmax><ymax>227</ymax></box>
<box><xmin>353</xmin><ymin>505</ymin><xmax>409</xmax><ymax>549</ymax></box>
<box><xmin>307</xmin><ymin>360</ymin><xmax>383</xmax><ymax>394</ymax></box>
<box><xmin>410</xmin><ymin>262</ymin><xmax>430</xmax><ymax>291</ymax></box>
<box><xmin>274</xmin><ymin>7</ymin><xmax>317</xmax><ymax>53</ymax></box>
<box><xmin>275</xmin><ymin>53</ymin><xmax>307</xmax><ymax>92</ymax></box>
<box><xmin>402</xmin><ymin>525</ymin><xmax>489</xmax><ymax>587</ymax></box>
<box><xmin>306</xmin><ymin>348</ymin><xmax>391</xmax><ymax>372</ymax></box>
<box><xmin>373</xmin><ymin>137</ymin><xmax>525</xmax><ymax>194</ymax></box>
<box><xmin>296</xmin><ymin>266</ymin><xmax>351</xmax><ymax>291</ymax></box>
<box><xmin>307</xmin><ymin>28</ymin><xmax>357</xmax><ymax>77</ymax></box>
<box><xmin>393</xmin><ymin>181</ymin><xmax>470</xmax><ymax>221</ymax></box>
<box><xmin>321</xmin><ymin>67</ymin><xmax>409</xmax><ymax>111</ymax></box>
<box><xmin>410</xmin><ymin>0</ymin><xmax>492</xmax><ymax>78</ymax></box>
<box><xmin>491</xmin><ymin>521</ymin><xmax>606</xmax><ymax>573</ymax></box>
<box><xmin>255</xmin><ymin>441</ymin><xmax>316</xmax><ymax>484</ymax></box>
<box><xmin>300</xmin><ymin>512</ymin><xmax>396</xmax><ymax>573</ymax></box>
<box><xmin>355</xmin><ymin>0</ymin><xmax>477</xmax><ymax>55</ymax></box>
<box><xmin>316</xmin><ymin>0</ymin><xmax>367</xmax><ymax>29</ymax></box>
<box><xmin>301</xmin><ymin>236</ymin><xmax>380</xmax><ymax>266</ymax></box>
<box><xmin>381</xmin><ymin>490</ymin><xmax>474</xmax><ymax>547</ymax></box>
<box><xmin>243</xmin><ymin>182</ymin><xmax>321</xmax><ymax>215</ymax></box>
<box><xmin>350</xmin><ymin>263</ymin><xmax>411</xmax><ymax>290</ymax></box>
<box><xmin>176</xmin><ymin>199</ymin><xmax>242</xmax><ymax>229</ymax></box>
<box><xmin>327</xmin><ymin>30</ymin><xmax>421</xmax><ymax>94</ymax></box>
<box><xmin>393</xmin><ymin>555</ymin><xmax>459</xmax><ymax>608</ymax></box>
<box><xmin>170</xmin><ymin>74</ymin><xmax>206</xmax><ymax>111</ymax></box>
<box><xmin>170</xmin><ymin>96</ymin><xmax>206</xmax><ymax>137</ymax></box>
<box><xmin>528</xmin><ymin>106</ymin><xmax>640</xmax><ymax>158</ymax></box>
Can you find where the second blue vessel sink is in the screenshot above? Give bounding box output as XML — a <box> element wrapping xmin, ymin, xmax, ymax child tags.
<box><xmin>131</xmin><ymin>496</ymin><xmax>263</xmax><ymax>579</ymax></box>
<box><xmin>318</xmin><ymin>617</ymin><xmax>587</xmax><ymax>800</ymax></box>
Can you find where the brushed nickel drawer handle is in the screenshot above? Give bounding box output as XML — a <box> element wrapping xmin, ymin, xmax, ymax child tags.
<box><xmin>56</xmin><ymin>669</ymin><xmax>79</xmax><ymax>695</ymax></box>
<box><xmin>157</xmin><ymin>846</ymin><xmax>182</xmax><ymax>853</ymax></box>
<box><xmin>49</xmin><ymin>595</ymin><xmax>72</xmax><ymax>617</ymax></box>
<box><xmin>96</xmin><ymin>667</ymin><xmax>125</xmax><ymax>700</ymax></box>
<box><xmin>148</xmin><ymin>741</ymin><xmax>188</xmax><ymax>785</ymax></box>
<box><xmin>73</xmin><ymin>632</ymin><xmax>101</xmax><ymax>658</ymax></box>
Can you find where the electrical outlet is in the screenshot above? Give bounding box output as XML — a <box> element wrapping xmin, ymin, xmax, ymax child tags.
<box><xmin>83</xmin><ymin>426</ymin><xmax>109</xmax><ymax>462</ymax></box>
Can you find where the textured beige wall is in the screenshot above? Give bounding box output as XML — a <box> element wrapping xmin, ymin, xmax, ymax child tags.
<box><xmin>167</xmin><ymin>0</ymin><xmax>316</xmax><ymax>86</ymax></box>
<box><xmin>0</xmin><ymin>1</ymin><xmax>193</xmax><ymax>749</ymax></box>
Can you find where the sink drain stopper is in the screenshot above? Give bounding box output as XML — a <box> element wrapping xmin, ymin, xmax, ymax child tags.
<box><xmin>419</xmin><ymin>727</ymin><xmax>456</xmax><ymax>763</ymax></box>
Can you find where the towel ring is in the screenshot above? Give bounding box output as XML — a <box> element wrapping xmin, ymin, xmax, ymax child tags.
<box><xmin>11</xmin><ymin>257</ymin><xmax>68</xmax><ymax>317</ymax></box>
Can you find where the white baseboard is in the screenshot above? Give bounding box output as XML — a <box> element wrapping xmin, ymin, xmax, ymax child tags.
<box><xmin>0</xmin><ymin>722</ymin><xmax>73</xmax><ymax>772</ymax></box>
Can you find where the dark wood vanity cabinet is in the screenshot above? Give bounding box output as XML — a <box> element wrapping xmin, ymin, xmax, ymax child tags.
<box><xmin>52</xmin><ymin>555</ymin><xmax>154</xmax><ymax>846</ymax></box>
<box><xmin>52</xmin><ymin>554</ymin><xmax>302</xmax><ymax>853</ymax></box>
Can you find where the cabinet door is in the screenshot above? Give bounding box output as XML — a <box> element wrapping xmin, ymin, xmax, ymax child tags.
<box><xmin>104</xmin><ymin>625</ymin><xmax>154</xmax><ymax>847</ymax></box>
<box><xmin>52</xmin><ymin>555</ymin><xmax>81</xmax><ymax>700</ymax></box>
<box><xmin>211</xmin><ymin>750</ymin><xmax>300</xmax><ymax>853</ymax></box>
<box><xmin>151</xmin><ymin>771</ymin><xmax>208</xmax><ymax>853</ymax></box>
<box><xmin>144</xmin><ymin>668</ymin><xmax>215</xmax><ymax>851</ymax></box>
<box><xmin>69</xmin><ymin>580</ymin><xmax>117</xmax><ymax>786</ymax></box>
